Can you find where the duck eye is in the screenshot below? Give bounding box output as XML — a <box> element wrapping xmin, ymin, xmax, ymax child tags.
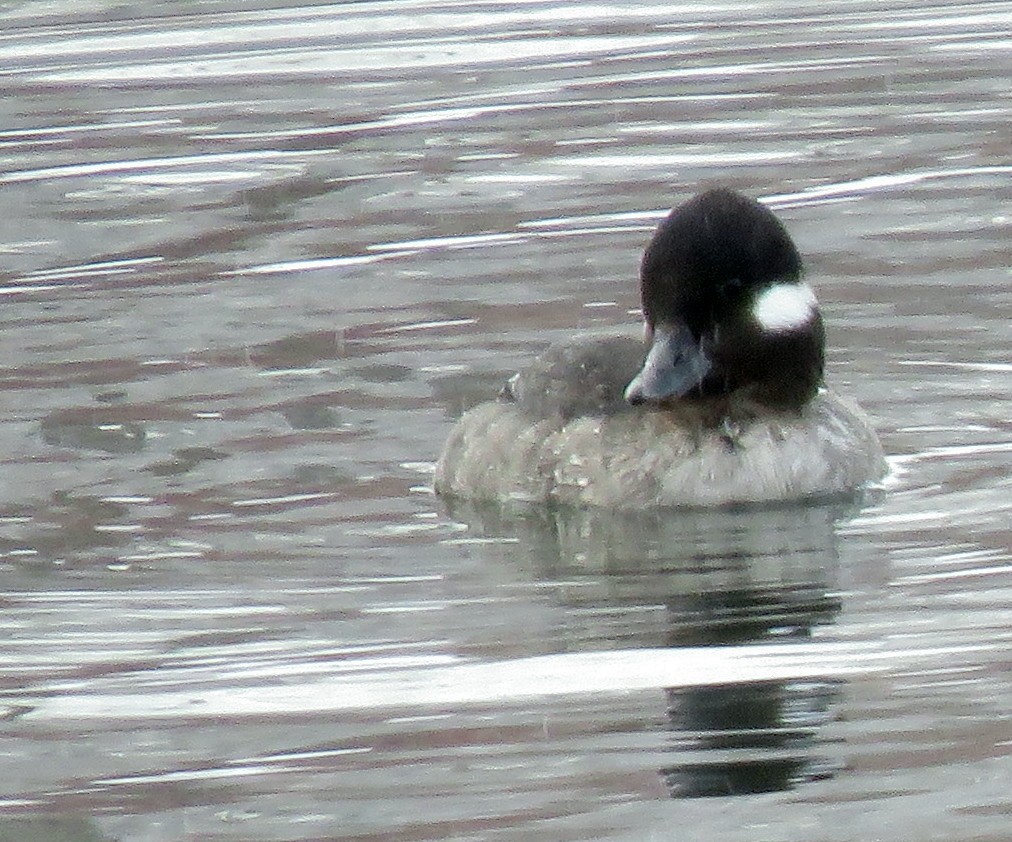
<box><xmin>721</xmin><ymin>277</ymin><xmax>742</xmax><ymax>299</ymax></box>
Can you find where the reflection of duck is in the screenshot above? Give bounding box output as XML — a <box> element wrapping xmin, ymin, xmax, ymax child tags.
<box><xmin>435</xmin><ymin>188</ymin><xmax>886</xmax><ymax>508</ymax></box>
<box><xmin>444</xmin><ymin>501</ymin><xmax>852</xmax><ymax>799</ymax></box>
<box><xmin>445</xmin><ymin>501</ymin><xmax>848</xmax><ymax>649</ymax></box>
<box><xmin>662</xmin><ymin>679</ymin><xmax>842</xmax><ymax>798</ymax></box>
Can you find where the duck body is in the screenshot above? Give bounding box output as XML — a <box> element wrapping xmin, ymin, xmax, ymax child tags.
<box><xmin>434</xmin><ymin>189</ymin><xmax>887</xmax><ymax>509</ymax></box>
<box><xmin>434</xmin><ymin>333</ymin><xmax>885</xmax><ymax>509</ymax></box>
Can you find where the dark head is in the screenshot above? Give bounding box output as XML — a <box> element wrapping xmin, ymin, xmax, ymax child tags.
<box><xmin>625</xmin><ymin>188</ymin><xmax>825</xmax><ymax>411</ymax></box>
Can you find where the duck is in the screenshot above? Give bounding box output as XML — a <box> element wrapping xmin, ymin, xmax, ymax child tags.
<box><xmin>434</xmin><ymin>187</ymin><xmax>886</xmax><ymax>509</ymax></box>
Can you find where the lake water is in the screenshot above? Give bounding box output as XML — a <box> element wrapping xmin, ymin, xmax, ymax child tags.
<box><xmin>1</xmin><ymin>1</ymin><xmax>1011</xmax><ymax>840</ymax></box>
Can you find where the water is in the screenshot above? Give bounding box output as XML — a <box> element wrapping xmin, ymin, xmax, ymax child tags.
<box><xmin>1</xmin><ymin>1</ymin><xmax>1011</xmax><ymax>839</ymax></box>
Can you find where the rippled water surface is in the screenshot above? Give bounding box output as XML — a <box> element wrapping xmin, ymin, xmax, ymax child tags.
<box><xmin>1</xmin><ymin>1</ymin><xmax>1011</xmax><ymax>839</ymax></box>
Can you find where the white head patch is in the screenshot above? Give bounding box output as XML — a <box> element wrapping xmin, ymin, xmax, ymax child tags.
<box><xmin>752</xmin><ymin>282</ymin><xmax>818</xmax><ymax>332</ymax></box>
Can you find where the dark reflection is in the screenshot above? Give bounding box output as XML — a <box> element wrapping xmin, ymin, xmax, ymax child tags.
<box><xmin>443</xmin><ymin>499</ymin><xmax>858</xmax><ymax>798</ymax></box>
<box><xmin>0</xmin><ymin>817</ymin><xmax>106</xmax><ymax>842</ymax></box>
<box><xmin>665</xmin><ymin>577</ymin><xmax>841</xmax><ymax>647</ymax></box>
<box><xmin>349</xmin><ymin>363</ymin><xmax>414</xmax><ymax>384</ymax></box>
<box><xmin>251</xmin><ymin>331</ymin><xmax>342</xmax><ymax>371</ymax></box>
<box><xmin>662</xmin><ymin>679</ymin><xmax>843</xmax><ymax>797</ymax></box>
<box><xmin>240</xmin><ymin>175</ymin><xmax>338</xmax><ymax>223</ymax></box>
<box><xmin>148</xmin><ymin>446</ymin><xmax>228</xmax><ymax>477</ymax></box>
<box><xmin>0</xmin><ymin>491</ymin><xmax>133</xmax><ymax>561</ymax></box>
<box><xmin>40</xmin><ymin>412</ymin><xmax>146</xmax><ymax>453</ymax></box>
<box><xmin>431</xmin><ymin>368</ymin><xmax>519</xmax><ymax>419</ymax></box>
<box><xmin>279</xmin><ymin>401</ymin><xmax>340</xmax><ymax>430</ymax></box>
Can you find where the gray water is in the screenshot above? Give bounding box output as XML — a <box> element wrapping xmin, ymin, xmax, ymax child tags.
<box><xmin>1</xmin><ymin>2</ymin><xmax>1011</xmax><ymax>840</ymax></box>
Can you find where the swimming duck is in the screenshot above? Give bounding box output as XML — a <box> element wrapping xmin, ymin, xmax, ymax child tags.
<box><xmin>434</xmin><ymin>188</ymin><xmax>886</xmax><ymax>508</ymax></box>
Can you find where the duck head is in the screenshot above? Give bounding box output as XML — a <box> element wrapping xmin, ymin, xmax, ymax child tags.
<box><xmin>625</xmin><ymin>188</ymin><xmax>825</xmax><ymax>412</ymax></box>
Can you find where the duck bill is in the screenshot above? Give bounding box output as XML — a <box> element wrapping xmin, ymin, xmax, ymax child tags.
<box><xmin>624</xmin><ymin>321</ymin><xmax>711</xmax><ymax>404</ymax></box>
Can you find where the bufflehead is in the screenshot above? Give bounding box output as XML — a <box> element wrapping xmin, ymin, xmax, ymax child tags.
<box><xmin>434</xmin><ymin>188</ymin><xmax>886</xmax><ymax>508</ymax></box>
